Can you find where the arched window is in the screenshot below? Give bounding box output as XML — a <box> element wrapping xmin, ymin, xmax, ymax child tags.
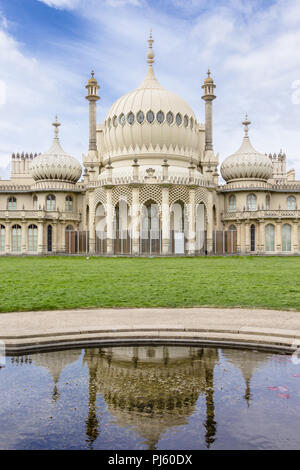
<box><xmin>266</xmin><ymin>195</ymin><xmax>270</xmax><ymax>210</ymax></box>
<box><xmin>33</xmin><ymin>195</ymin><xmax>38</xmax><ymax>210</ymax></box>
<box><xmin>0</xmin><ymin>225</ymin><xmax>5</xmax><ymax>252</ymax></box>
<box><xmin>247</xmin><ymin>194</ymin><xmax>257</xmax><ymax>211</ymax></box>
<box><xmin>229</xmin><ymin>195</ymin><xmax>236</xmax><ymax>212</ymax></box>
<box><xmin>114</xmin><ymin>200</ymin><xmax>129</xmax><ymax>234</ymax></box>
<box><xmin>46</xmin><ymin>195</ymin><xmax>56</xmax><ymax>211</ymax></box>
<box><xmin>250</xmin><ymin>224</ymin><xmax>255</xmax><ymax>251</ymax></box>
<box><xmin>11</xmin><ymin>224</ymin><xmax>21</xmax><ymax>252</ymax></box>
<box><xmin>8</xmin><ymin>197</ymin><xmax>16</xmax><ymax>210</ymax></box>
<box><xmin>66</xmin><ymin>225</ymin><xmax>74</xmax><ymax>231</ymax></box>
<box><xmin>95</xmin><ymin>203</ymin><xmax>106</xmax><ymax>233</ymax></box>
<box><xmin>265</xmin><ymin>224</ymin><xmax>275</xmax><ymax>252</ymax></box>
<box><xmin>229</xmin><ymin>224</ymin><xmax>237</xmax><ymax>231</ymax></box>
<box><xmin>47</xmin><ymin>225</ymin><xmax>52</xmax><ymax>252</ymax></box>
<box><xmin>28</xmin><ymin>224</ymin><xmax>38</xmax><ymax>252</ymax></box>
<box><xmin>282</xmin><ymin>224</ymin><xmax>291</xmax><ymax>251</ymax></box>
<box><xmin>141</xmin><ymin>202</ymin><xmax>160</xmax><ymax>233</ymax></box>
<box><xmin>65</xmin><ymin>196</ymin><xmax>73</xmax><ymax>212</ymax></box>
<box><xmin>170</xmin><ymin>202</ymin><xmax>185</xmax><ymax>232</ymax></box>
<box><xmin>287</xmin><ymin>196</ymin><xmax>296</xmax><ymax>210</ymax></box>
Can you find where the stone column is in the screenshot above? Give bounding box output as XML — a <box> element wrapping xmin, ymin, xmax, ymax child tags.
<box><xmin>38</xmin><ymin>222</ymin><xmax>44</xmax><ymax>254</ymax></box>
<box><xmin>161</xmin><ymin>186</ymin><xmax>170</xmax><ymax>255</ymax></box>
<box><xmin>52</xmin><ymin>222</ymin><xmax>57</xmax><ymax>253</ymax></box>
<box><xmin>5</xmin><ymin>222</ymin><xmax>11</xmax><ymax>254</ymax></box>
<box><xmin>106</xmin><ymin>189</ymin><xmax>113</xmax><ymax>255</ymax></box>
<box><xmin>131</xmin><ymin>187</ymin><xmax>140</xmax><ymax>255</ymax></box>
<box><xmin>188</xmin><ymin>189</ymin><xmax>196</xmax><ymax>255</ymax></box>
<box><xmin>276</xmin><ymin>221</ymin><xmax>282</xmax><ymax>253</ymax></box>
<box><xmin>88</xmin><ymin>191</ymin><xmax>95</xmax><ymax>254</ymax></box>
<box><xmin>236</xmin><ymin>222</ymin><xmax>241</xmax><ymax>253</ymax></box>
<box><xmin>206</xmin><ymin>192</ymin><xmax>214</xmax><ymax>254</ymax></box>
<box><xmin>245</xmin><ymin>222</ymin><xmax>250</xmax><ymax>253</ymax></box>
<box><xmin>292</xmin><ymin>221</ymin><xmax>298</xmax><ymax>253</ymax></box>
<box><xmin>258</xmin><ymin>220</ymin><xmax>265</xmax><ymax>253</ymax></box>
<box><xmin>21</xmin><ymin>223</ymin><xmax>27</xmax><ymax>254</ymax></box>
<box><xmin>60</xmin><ymin>222</ymin><xmax>66</xmax><ymax>253</ymax></box>
<box><xmin>239</xmin><ymin>222</ymin><xmax>245</xmax><ymax>253</ymax></box>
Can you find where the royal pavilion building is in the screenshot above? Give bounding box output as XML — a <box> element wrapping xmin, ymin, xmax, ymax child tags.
<box><xmin>0</xmin><ymin>34</ymin><xmax>300</xmax><ymax>256</ymax></box>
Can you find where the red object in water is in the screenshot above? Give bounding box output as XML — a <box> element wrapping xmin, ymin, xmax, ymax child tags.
<box><xmin>267</xmin><ymin>386</ymin><xmax>279</xmax><ymax>391</ymax></box>
<box><xmin>293</xmin><ymin>374</ymin><xmax>300</xmax><ymax>377</ymax></box>
<box><xmin>277</xmin><ymin>393</ymin><xmax>290</xmax><ymax>399</ymax></box>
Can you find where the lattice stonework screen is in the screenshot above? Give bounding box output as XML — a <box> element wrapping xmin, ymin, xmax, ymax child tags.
<box><xmin>94</xmin><ymin>188</ymin><xmax>107</xmax><ymax>212</ymax></box>
<box><xmin>169</xmin><ymin>186</ymin><xmax>190</xmax><ymax>205</ymax></box>
<box><xmin>195</xmin><ymin>188</ymin><xmax>209</xmax><ymax>207</ymax></box>
<box><xmin>112</xmin><ymin>186</ymin><xmax>132</xmax><ymax>207</ymax></box>
<box><xmin>139</xmin><ymin>185</ymin><xmax>162</xmax><ymax>205</ymax></box>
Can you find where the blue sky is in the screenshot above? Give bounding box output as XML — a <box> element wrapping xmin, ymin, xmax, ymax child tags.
<box><xmin>1</xmin><ymin>0</ymin><xmax>300</xmax><ymax>179</ymax></box>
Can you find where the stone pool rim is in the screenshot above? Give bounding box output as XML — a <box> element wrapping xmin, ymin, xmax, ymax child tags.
<box><xmin>1</xmin><ymin>307</ymin><xmax>300</xmax><ymax>354</ymax></box>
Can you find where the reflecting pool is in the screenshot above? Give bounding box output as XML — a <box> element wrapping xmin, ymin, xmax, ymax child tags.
<box><xmin>0</xmin><ymin>345</ymin><xmax>299</xmax><ymax>450</ymax></box>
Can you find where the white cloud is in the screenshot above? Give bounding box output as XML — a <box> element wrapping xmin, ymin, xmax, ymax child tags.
<box><xmin>37</xmin><ymin>0</ymin><xmax>142</xmax><ymax>9</ymax></box>
<box><xmin>1</xmin><ymin>0</ymin><xmax>300</xmax><ymax>180</ymax></box>
<box><xmin>0</xmin><ymin>17</ymin><xmax>86</xmax><ymax>173</ymax></box>
<box><xmin>37</xmin><ymin>0</ymin><xmax>81</xmax><ymax>9</ymax></box>
<box><xmin>0</xmin><ymin>80</ymin><xmax>6</xmax><ymax>105</ymax></box>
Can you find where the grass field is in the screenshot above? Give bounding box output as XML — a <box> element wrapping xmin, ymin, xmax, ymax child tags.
<box><xmin>0</xmin><ymin>256</ymin><xmax>299</xmax><ymax>312</ymax></box>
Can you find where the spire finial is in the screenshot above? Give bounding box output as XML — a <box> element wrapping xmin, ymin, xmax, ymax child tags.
<box><xmin>147</xmin><ymin>29</ymin><xmax>155</xmax><ymax>66</ymax></box>
<box><xmin>242</xmin><ymin>113</ymin><xmax>251</xmax><ymax>137</ymax></box>
<box><xmin>207</xmin><ymin>68</ymin><xmax>211</xmax><ymax>77</ymax></box>
<box><xmin>91</xmin><ymin>70</ymin><xmax>95</xmax><ymax>78</ymax></box>
<box><xmin>52</xmin><ymin>115</ymin><xmax>61</xmax><ymax>139</ymax></box>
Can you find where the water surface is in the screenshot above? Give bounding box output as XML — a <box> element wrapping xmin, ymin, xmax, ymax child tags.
<box><xmin>0</xmin><ymin>345</ymin><xmax>299</xmax><ymax>450</ymax></box>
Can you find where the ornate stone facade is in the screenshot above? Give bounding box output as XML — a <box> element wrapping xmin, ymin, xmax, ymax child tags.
<box><xmin>0</xmin><ymin>34</ymin><xmax>299</xmax><ymax>256</ymax></box>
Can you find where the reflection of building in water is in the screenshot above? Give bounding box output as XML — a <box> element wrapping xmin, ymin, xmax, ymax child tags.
<box><xmin>31</xmin><ymin>350</ymin><xmax>81</xmax><ymax>402</ymax></box>
<box><xmin>222</xmin><ymin>349</ymin><xmax>269</xmax><ymax>406</ymax></box>
<box><xmin>83</xmin><ymin>346</ymin><xmax>219</xmax><ymax>450</ymax></box>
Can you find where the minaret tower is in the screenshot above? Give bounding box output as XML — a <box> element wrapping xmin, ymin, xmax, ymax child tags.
<box><xmin>201</xmin><ymin>69</ymin><xmax>216</xmax><ymax>155</ymax></box>
<box><xmin>85</xmin><ymin>71</ymin><xmax>100</xmax><ymax>166</ymax></box>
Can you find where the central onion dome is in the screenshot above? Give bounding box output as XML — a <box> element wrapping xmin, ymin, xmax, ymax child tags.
<box><xmin>103</xmin><ymin>32</ymin><xmax>200</xmax><ymax>164</ymax></box>
<box><xmin>220</xmin><ymin>115</ymin><xmax>273</xmax><ymax>183</ymax></box>
<box><xmin>31</xmin><ymin>118</ymin><xmax>82</xmax><ymax>183</ymax></box>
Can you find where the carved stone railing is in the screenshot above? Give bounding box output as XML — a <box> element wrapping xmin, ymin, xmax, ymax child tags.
<box><xmin>221</xmin><ymin>210</ymin><xmax>300</xmax><ymax>221</ymax></box>
<box><xmin>0</xmin><ymin>183</ymin><xmax>85</xmax><ymax>192</ymax></box>
<box><xmin>0</xmin><ymin>210</ymin><xmax>81</xmax><ymax>222</ymax></box>
<box><xmin>89</xmin><ymin>175</ymin><xmax>216</xmax><ymax>188</ymax></box>
<box><xmin>0</xmin><ymin>184</ymin><xmax>32</xmax><ymax>192</ymax></box>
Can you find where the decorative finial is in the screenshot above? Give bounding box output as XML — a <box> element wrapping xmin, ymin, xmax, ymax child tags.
<box><xmin>242</xmin><ymin>113</ymin><xmax>251</xmax><ymax>137</ymax></box>
<box><xmin>91</xmin><ymin>70</ymin><xmax>95</xmax><ymax>78</ymax></box>
<box><xmin>52</xmin><ymin>115</ymin><xmax>61</xmax><ymax>138</ymax></box>
<box><xmin>147</xmin><ymin>29</ymin><xmax>155</xmax><ymax>66</ymax></box>
<box><xmin>207</xmin><ymin>69</ymin><xmax>211</xmax><ymax>77</ymax></box>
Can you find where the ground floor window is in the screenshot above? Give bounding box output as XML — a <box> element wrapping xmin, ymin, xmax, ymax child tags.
<box><xmin>28</xmin><ymin>225</ymin><xmax>38</xmax><ymax>252</ymax></box>
<box><xmin>250</xmin><ymin>224</ymin><xmax>255</xmax><ymax>251</ymax></box>
<box><xmin>265</xmin><ymin>224</ymin><xmax>275</xmax><ymax>252</ymax></box>
<box><xmin>282</xmin><ymin>224</ymin><xmax>291</xmax><ymax>251</ymax></box>
<box><xmin>0</xmin><ymin>225</ymin><xmax>5</xmax><ymax>252</ymax></box>
<box><xmin>47</xmin><ymin>225</ymin><xmax>52</xmax><ymax>252</ymax></box>
<box><xmin>11</xmin><ymin>224</ymin><xmax>21</xmax><ymax>252</ymax></box>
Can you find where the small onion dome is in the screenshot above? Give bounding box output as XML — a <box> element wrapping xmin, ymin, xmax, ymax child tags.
<box><xmin>87</xmin><ymin>71</ymin><xmax>98</xmax><ymax>85</ymax></box>
<box><xmin>204</xmin><ymin>69</ymin><xmax>214</xmax><ymax>84</ymax></box>
<box><xmin>31</xmin><ymin>117</ymin><xmax>82</xmax><ymax>183</ymax></box>
<box><xmin>220</xmin><ymin>115</ymin><xmax>273</xmax><ymax>183</ymax></box>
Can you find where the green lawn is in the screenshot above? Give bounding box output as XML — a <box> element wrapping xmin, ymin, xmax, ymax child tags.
<box><xmin>0</xmin><ymin>256</ymin><xmax>299</xmax><ymax>312</ymax></box>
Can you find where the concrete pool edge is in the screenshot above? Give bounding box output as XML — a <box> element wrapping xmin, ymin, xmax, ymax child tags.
<box><xmin>1</xmin><ymin>307</ymin><xmax>300</xmax><ymax>354</ymax></box>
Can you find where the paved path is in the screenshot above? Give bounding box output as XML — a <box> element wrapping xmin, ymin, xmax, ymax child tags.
<box><xmin>0</xmin><ymin>307</ymin><xmax>300</xmax><ymax>352</ymax></box>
